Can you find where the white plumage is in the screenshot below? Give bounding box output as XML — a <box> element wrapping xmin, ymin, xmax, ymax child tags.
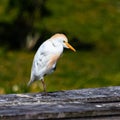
<box><xmin>28</xmin><ymin>33</ymin><xmax>76</xmax><ymax>92</ymax></box>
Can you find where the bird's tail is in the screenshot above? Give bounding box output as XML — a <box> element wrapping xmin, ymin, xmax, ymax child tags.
<box><xmin>27</xmin><ymin>80</ymin><xmax>32</xmax><ymax>87</ymax></box>
<box><xmin>27</xmin><ymin>75</ymin><xmax>35</xmax><ymax>87</ymax></box>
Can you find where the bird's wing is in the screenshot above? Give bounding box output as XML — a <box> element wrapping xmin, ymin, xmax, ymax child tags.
<box><xmin>30</xmin><ymin>40</ymin><xmax>53</xmax><ymax>81</ymax></box>
<box><xmin>32</xmin><ymin>41</ymin><xmax>50</xmax><ymax>74</ymax></box>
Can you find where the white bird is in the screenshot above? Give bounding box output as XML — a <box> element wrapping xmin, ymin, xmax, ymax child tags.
<box><xmin>28</xmin><ymin>33</ymin><xmax>76</xmax><ymax>92</ymax></box>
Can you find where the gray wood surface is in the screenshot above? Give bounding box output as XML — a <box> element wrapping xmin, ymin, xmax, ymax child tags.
<box><xmin>0</xmin><ymin>86</ymin><xmax>120</xmax><ymax>119</ymax></box>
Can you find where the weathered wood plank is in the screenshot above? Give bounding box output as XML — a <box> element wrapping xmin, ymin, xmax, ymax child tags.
<box><xmin>0</xmin><ymin>86</ymin><xmax>120</xmax><ymax>119</ymax></box>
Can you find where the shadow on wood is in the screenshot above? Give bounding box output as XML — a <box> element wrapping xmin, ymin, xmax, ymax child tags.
<box><xmin>0</xmin><ymin>86</ymin><xmax>120</xmax><ymax>119</ymax></box>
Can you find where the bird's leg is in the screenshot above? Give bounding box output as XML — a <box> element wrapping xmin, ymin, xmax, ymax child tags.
<box><xmin>41</xmin><ymin>79</ymin><xmax>47</xmax><ymax>95</ymax></box>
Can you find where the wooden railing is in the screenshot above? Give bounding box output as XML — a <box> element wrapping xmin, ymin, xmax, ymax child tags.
<box><xmin>0</xmin><ymin>86</ymin><xmax>120</xmax><ymax>119</ymax></box>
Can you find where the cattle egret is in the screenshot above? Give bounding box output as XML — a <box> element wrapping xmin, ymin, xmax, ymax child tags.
<box><xmin>28</xmin><ymin>33</ymin><xmax>76</xmax><ymax>92</ymax></box>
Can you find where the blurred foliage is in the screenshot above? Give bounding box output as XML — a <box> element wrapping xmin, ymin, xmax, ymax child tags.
<box><xmin>0</xmin><ymin>0</ymin><xmax>48</xmax><ymax>49</ymax></box>
<box><xmin>43</xmin><ymin>0</ymin><xmax>120</xmax><ymax>49</ymax></box>
<box><xmin>0</xmin><ymin>0</ymin><xmax>120</xmax><ymax>49</ymax></box>
<box><xmin>0</xmin><ymin>50</ymin><xmax>120</xmax><ymax>94</ymax></box>
<box><xmin>0</xmin><ymin>0</ymin><xmax>120</xmax><ymax>94</ymax></box>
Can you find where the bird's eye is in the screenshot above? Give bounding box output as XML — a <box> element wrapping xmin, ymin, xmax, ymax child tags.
<box><xmin>63</xmin><ymin>41</ymin><xmax>66</xmax><ymax>43</ymax></box>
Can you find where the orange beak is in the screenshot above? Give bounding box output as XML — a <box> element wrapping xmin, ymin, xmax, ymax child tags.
<box><xmin>65</xmin><ymin>42</ymin><xmax>76</xmax><ymax>52</ymax></box>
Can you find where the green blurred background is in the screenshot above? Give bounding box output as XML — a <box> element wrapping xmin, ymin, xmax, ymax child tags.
<box><xmin>0</xmin><ymin>0</ymin><xmax>120</xmax><ymax>94</ymax></box>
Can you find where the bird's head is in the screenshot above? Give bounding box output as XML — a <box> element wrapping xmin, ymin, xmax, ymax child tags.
<box><xmin>50</xmin><ymin>33</ymin><xmax>76</xmax><ymax>52</ymax></box>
